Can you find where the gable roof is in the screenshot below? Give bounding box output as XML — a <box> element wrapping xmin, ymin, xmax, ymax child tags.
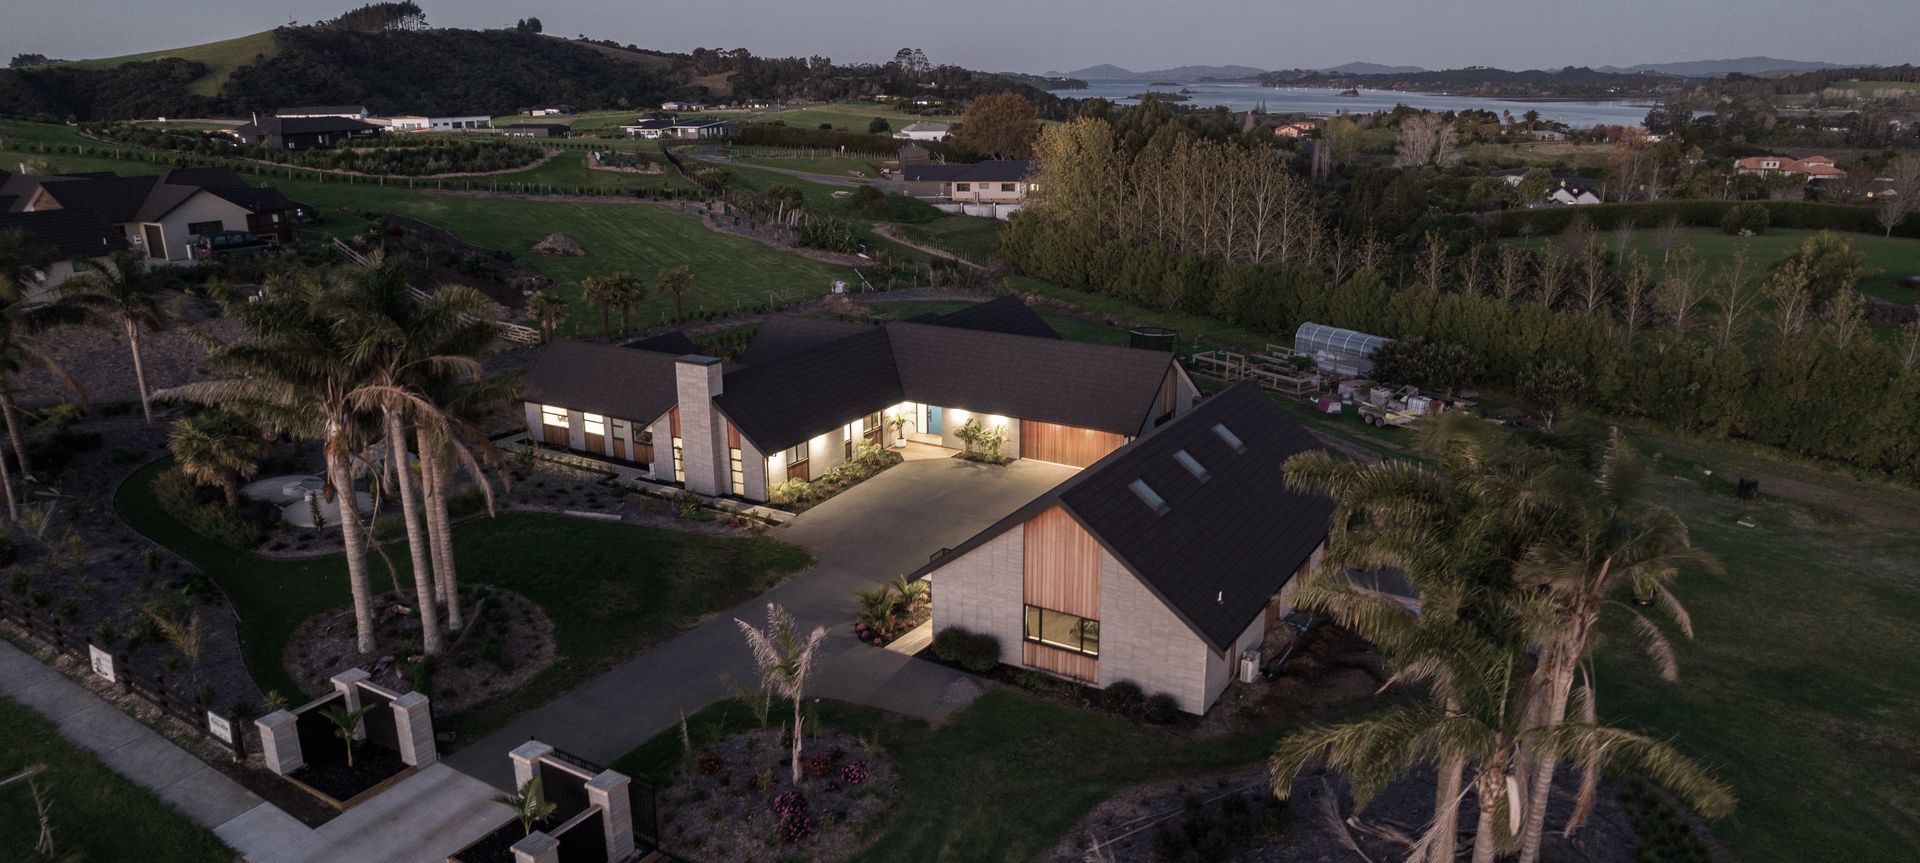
<box><xmin>909</xmin><ymin>294</ymin><xmax>1059</xmax><ymax>340</ymax></box>
<box><xmin>741</xmin><ymin>317</ymin><xmax>873</xmax><ymax>367</ymax></box>
<box><xmin>914</xmin><ymin>383</ymin><xmax>1332</xmax><ymax>651</ymax></box>
<box><xmin>623</xmin><ymin>331</ymin><xmax>701</xmax><ymax>355</ymax></box>
<box><xmin>523</xmin><ymin>341</ymin><xmax>682</xmax><ymax>425</ymax></box>
<box><xmin>886</xmin><ymin>322</ymin><xmax>1169</xmax><ymax>435</ymax></box>
<box><xmin>237</xmin><ymin>116</ymin><xmax>381</xmax><ymax>137</ymax></box>
<box><xmin>0</xmin><ymin>209</ymin><xmax>130</xmax><ymax>259</ymax></box>
<box><xmin>715</xmin><ymin>327</ymin><xmax>904</xmax><ymax>454</ymax></box>
<box><xmin>901</xmin><ymin>160</ymin><xmax>1033</xmax><ymax>183</ymax></box>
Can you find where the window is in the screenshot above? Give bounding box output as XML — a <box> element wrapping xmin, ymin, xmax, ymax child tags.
<box><xmin>730</xmin><ymin>448</ymin><xmax>745</xmax><ymax>495</ymax></box>
<box><xmin>672</xmin><ymin>437</ymin><xmax>685</xmax><ymax>483</ymax></box>
<box><xmin>785</xmin><ymin>442</ymin><xmax>809</xmax><ymax>464</ymax></box>
<box><xmin>1024</xmin><ymin>605</ymin><xmax>1099</xmax><ymax>657</ymax></box>
<box><xmin>955</xmin><ymin>182</ymin><xmax>971</xmax><ymax>192</ymax></box>
<box><xmin>1128</xmin><ymin>479</ymin><xmax>1169</xmax><ymax>515</ymax></box>
<box><xmin>1212</xmin><ymin>423</ymin><xmax>1247</xmax><ymax>454</ymax></box>
<box><xmin>1000</xmin><ymin>183</ymin><xmax>1016</xmax><ymax>192</ymax></box>
<box><xmin>862</xmin><ymin>412</ymin><xmax>882</xmax><ymax>433</ymax></box>
<box><xmin>1173</xmin><ymin>449</ymin><xmax>1210</xmax><ymax>482</ymax></box>
<box><xmin>582</xmin><ymin>413</ymin><xmax>606</xmax><ymax>436</ymax></box>
<box><xmin>187</xmin><ymin>220</ymin><xmax>224</xmax><ymax>237</ymax></box>
<box><xmin>541</xmin><ymin>405</ymin><xmax>568</xmax><ymax>428</ymax></box>
<box><xmin>611</xmin><ymin>418</ymin><xmax>631</xmax><ymax>439</ymax></box>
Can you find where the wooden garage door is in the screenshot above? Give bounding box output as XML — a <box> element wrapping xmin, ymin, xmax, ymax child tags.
<box><xmin>1019</xmin><ymin>420</ymin><xmax>1126</xmax><ymax>468</ymax></box>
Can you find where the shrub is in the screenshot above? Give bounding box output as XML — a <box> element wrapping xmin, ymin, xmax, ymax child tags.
<box><xmin>958</xmin><ymin>631</ymin><xmax>1001</xmax><ymax>672</ymax></box>
<box><xmin>839</xmin><ymin>760</ymin><xmax>870</xmax><ymax>785</ymax></box>
<box><xmin>446</xmin><ymin>484</ymin><xmax>490</xmax><ymax>519</ymax></box>
<box><xmin>804</xmin><ymin>752</ymin><xmax>834</xmax><ymax>778</ymax></box>
<box><xmin>930</xmin><ymin>626</ymin><xmax>970</xmax><ymax>662</ymax></box>
<box><xmin>1720</xmin><ymin>202</ymin><xmax>1771</xmax><ymax>235</ymax></box>
<box><xmin>372</xmin><ymin>514</ymin><xmax>405</xmax><ymax>543</ymax></box>
<box><xmin>767</xmin><ymin>479</ymin><xmax>815</xmax><ymax>506</ymax></box>
<box><xmin>0</xmin><ymin>536</ymin><xmax>16</xmax><ymax>567</ymax></box>
<box><xmin>1143</xmin><ymin>693</ymin><xmax>1183</xmax><ymax>725</ymax></box>
<box><xmin>150</xmin><ymin>468</ymin><xmax>261</xmax><ymax>548</ymax></box>
<box><xmin>697</xmin><ymin>751</ymin><xmax>725</xmax><ymax>775</ymax></box>
<box><xmin>1101</xmin><ymin>680</ymin><xmax>1147</xmax><ymax>718</ymax></box>
<box><xmin>772</xmin><ymin>789</ymin><xmax>814</xmax><ymax>843</ymax></box>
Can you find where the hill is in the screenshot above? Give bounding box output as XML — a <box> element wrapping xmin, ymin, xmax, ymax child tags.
<box><xmin>1317</xmin><ymin>61</ymin><xmax>1425</xmax><ymax>75</ymax></box>
<box><xmin>1053</xmin><ymin>64</ymin><xmax>1269</xmax><ymax>80</ymax></box>
<box><xmin>57</xmin><ymin>30</ymin><xmax>279</xmax><ymax>98</ymax></box>
<box><xmin>1595</xmin><ymin>56</ymin><xmax>1847</xmax><ymax>77</ymax></box>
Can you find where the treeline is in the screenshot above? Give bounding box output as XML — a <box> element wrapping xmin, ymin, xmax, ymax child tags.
<box><xmin>1005</xmin><ymin>116</ymin><xmax>1920</xmax><ymax>482</ymax></box>
<box><xmin>685</xmin><ymin>46</ymin><xmax>1066</xmax><ymax>118</ymax></box>
<box><xmin>1500</xmin><ymin>199</ymin><xmax>1920</xmax><ymax>239</ymax></box>
<box><xmin>0</xmin><ymin>58</ymin><xmax>220</xmax><ymax>120</ymax></box>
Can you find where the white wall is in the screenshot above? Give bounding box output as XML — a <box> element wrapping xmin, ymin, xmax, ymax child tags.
<box><xmin>155</xmin><ymin>192</ymin><xmax>251</xmax><ymax>261</ymax></box>
<box><xmin>929</xmin><ymin>529</ymin><xmax>1025</xmax><ymax>666</ymax></box>
<box><xmin>938</xmin><ymin>408</ymin><xmax>1020</xmax><ymax>459</ymax></box>
<box><xmin>1097</xmin><ymin>550</ymin><xmax>1214</xmax><ymax>714</ymax></box>
<box><xmin>740</xmin><ymin>436</ymin><xmax>768</xmax><ymax>501</ymax></box>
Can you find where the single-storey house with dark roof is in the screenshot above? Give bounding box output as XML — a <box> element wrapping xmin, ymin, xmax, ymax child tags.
<box><xmin>901</xmin><ymin>159</ymin><xmax>1035</xmax><ymax>204</ymax></box>
<box><xmin>519</xmin><ymin>296</ymin><xmax>1198</xmax><ymax>502</ymax></box>
<box><xmin>910</xmin><ymin>382</ymin><xmax>1333</xmax><ymax>714</ymax></box>
<box><xmin>499</xmin><ymin>123</ymin><xmax>572</xmax><ymax>139</ymax></box>
<box><xmin>235</xmin><ymin>116</ymin><xmax>382</xmax><ymax>150</ymax></box>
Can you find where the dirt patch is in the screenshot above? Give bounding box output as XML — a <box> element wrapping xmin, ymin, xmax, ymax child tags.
<box><xmin>283</xmin><ymin>586</ymin><xmax>556</xmax><ymax>714</ymax></box>
<box><xmin>16</xmin><ymin>293</ymin><xmax>239</xmax><ymax>407</ymax></box>
<box><xmin>659</xmin><ymin>729</ymin><xmax>894</xmax><ymax>863</ymax></box>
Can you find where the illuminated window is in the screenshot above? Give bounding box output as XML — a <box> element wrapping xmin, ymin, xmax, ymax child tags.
<box><xmin>541</xmin><ymin>405</ymin><xmax>568</xmax><ymax>428</ymax></box>
<box><xmin>1024</xmin><ymin>605</ymin><xmax>1099</xmax><ymax>657</ymax></box>
<box><xmin>672</xmin><ymin>437</ymin><xmax>685</xmax><ymax>483</ymax></box>
<box><xmin>730</xmin><ymin>448</ymin><xmax>745</xmax><ymax>495</ymax></box>
<box><xmin>582</xmin><ymin>413</ymin><xmax>606</xmax><ymax>436</ymax></box>
<box><xmin>862</xmin><ymin>412</ymin><xmax>882</xmax><ymax>433</ymax></box>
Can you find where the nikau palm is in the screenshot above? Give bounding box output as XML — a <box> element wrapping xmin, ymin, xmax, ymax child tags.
<box><xmin>61</xmin><ymin>251</ymin><xmax>170</xmax><ymax>424</ymax></box>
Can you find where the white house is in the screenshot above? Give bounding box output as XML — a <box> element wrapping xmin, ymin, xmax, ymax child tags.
<box><xmin>895</xmin><ymin>122</ymin><xmax>952</xmax><ymax>142</ymax></box>
<box><xmin>275</xmin><ymin>105</ymin><xmax>368</xmax><ymax>120</ymax></box>
<box><xmin>429</xmin><ymin>116</ymin><xmax>493</xmax><ymax>131</ymax></box>
<box><xmin>378</xmin><ymin>116</ymin><xmax>431</xmax><ymax>132</ymax></box>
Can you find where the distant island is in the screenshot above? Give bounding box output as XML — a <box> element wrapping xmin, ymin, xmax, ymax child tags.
<box><xmin>1132</xmin><ymin>91</ymin><xmax>1192</xmax><ymax>102</ymax></box>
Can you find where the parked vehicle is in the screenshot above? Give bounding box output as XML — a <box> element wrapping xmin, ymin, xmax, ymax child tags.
<box><xmin>191</xmin><ymin>231</ymin><xmax>276</xmax><ymax>259</ymax></box>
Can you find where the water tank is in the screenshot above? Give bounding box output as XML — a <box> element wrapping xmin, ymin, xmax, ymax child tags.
<box><xmin>1129</xmin><ymin>326</ymin><xmax>1178</xmax><ymax>352</ymax></box>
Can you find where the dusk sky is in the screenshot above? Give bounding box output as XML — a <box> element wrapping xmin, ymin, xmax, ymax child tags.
<box><xmin>6</xmin><ymin>0</ymin><xmax>1913</xmax><ymax>73</ymax></box>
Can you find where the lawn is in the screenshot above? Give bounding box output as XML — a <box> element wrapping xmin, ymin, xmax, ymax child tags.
<box><xmin>1509</xmin><ymin>226</ymin><xmax>1920</xmax><ymax>304</ymax></box>
<box><xmin>613</xmin><ymin>691</ymin><xmax>1300</xmax><ymax>863</ymax></box>
<box><xmin>863</xmin><ymin>299</ymin><xmax>1132</xmax><ymax>348</ymax></box>
<box><xmin>1003</xmin><ymin>275</ymin><xmax>1275</xmax><ymax>351</ymax></box>
<box><xmin>54</xmin><ymin>30</ymin><xmax>279</xmax><ymax>98</ymax></box>
<box><xmin>1459</xmin><ymin>140</ymin><xmax>1616</xmax><ymax>170</ymax></box>
<box><xmin>483</xmin><ymin>149</ymin><xmax>696</xmax><ymax>194</ymax></box>
<box><xmin>731</xmin><ymin>148</ymin><xmax>886</xmax><ymax>178</ymax></box>
<box><xmin>0</xmin><ymin>696</ymin><xmax>232</xmax><ymax>862</ymax></box>
<box><xmin>749</xmin><ymin>102</ymin><xmax>962</xmax><ymax>134</ymax></box>
<box><xmin>895</xmin><ymin>215</ymin><xmax>1005</xmax><ymax>263</ymax></box>
<box><xmin>113</xmin><ymin>460</ymin><xmax>813</xmax><ymax>741</ymax></box>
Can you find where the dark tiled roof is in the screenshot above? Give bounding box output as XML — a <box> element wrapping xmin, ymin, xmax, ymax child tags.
<box><xmin>715</xmin><ymin>327</ymin><xmax>903</xmax><ymax>454</ymax></box>
<box><xmin>155</xmin><ymin>167</ymin><xmax>293</xmax><ymax>212</ymax></box>
<box><xmin>523</xmin><ymin>341</ymin><xmax>681</xmax><ymax>425</ymax></box>
<box><xmin>624</xmin><ymin>331</ymin><xmax>700</xmax><ymax>355</ymax></box>
<box><xmin>134</xmin><ymin>183</ymin><xmax>202</xmax><ymax>221</ymax></box>
<box><xmin>36</xmin><ymin>175</ymin><xmax>159</xmax><ymax>223</ymax></box>
<box><xmin>238</xmin><ymin>117</ymin><xmax>382</xmax><ymax>136</ymax></box>
<box><xmin>276</xmin><ymin>106</ymin><xmax>366</xmax><ymax>116</ymax></box>
<box><xmin>741</xmin><ymin>317</ymin><xmax>873</xmax><ymax>367</ymax></box>
<box><xmin>919</xmin><ymin>295</ymin><xmax>1059</xmax><ymax>340</ymax></box>
<box><xmin>915</xmin><ymin>384</ymin><xmax>1332</xmax><ymax>651</ymax></box>
<box><xmin>0</xmin><ymin>209</ymin><xmax>130</xmax><ymax>258</ymax></box>
<box><xmin>901</xmin><ymin>160</ymin><xmax>1032</xmax><ymax>183</ymax></box>
<box><xmin>888</xmin><ymin>322</ymin><xmax>1171</xmax><ymax>436</ymax></box>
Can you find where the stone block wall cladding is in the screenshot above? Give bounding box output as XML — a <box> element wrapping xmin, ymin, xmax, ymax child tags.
<box><xmin>673</xmin><ymin>357</ymin><xmax>728</xmax><ymax>496</ymax></box>
<box><xmin>1098</xmin><ymin>549</ymin><xmax>1213</xmax><ymax>714</ymax></box>
<box><xmin>930</xmin><ymin>529</ymin><xmax>1027</xmax><ymax>666</ymax></box>
<box><xmin>586</xmin><ymin>770</ymin><xmax>636</xmax><ymax>861</ymax></box>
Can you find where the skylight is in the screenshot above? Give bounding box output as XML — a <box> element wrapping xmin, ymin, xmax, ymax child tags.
<box><xmin>1173</xmin><ymin>449</ymin><xmax>1210</xmax><ymax>482</ymax></box>
<box><xmin>1212</xmin><ymin>423</ymin><xmax>1247</xmax><ymax>454</ymax></box>
<box><xmin>1128</xmin><ymin>479</ymin><xmax>1170</xmax><ymax>515</ymax></box>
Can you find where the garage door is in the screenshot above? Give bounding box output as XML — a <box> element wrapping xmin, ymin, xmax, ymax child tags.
<box><xmin>1019</xmin><ymin>420</ymin><xmax>1126</xmax><ymax>468</ymax></box>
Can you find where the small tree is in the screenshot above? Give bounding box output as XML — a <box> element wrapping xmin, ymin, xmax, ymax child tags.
<box><xmin>320</xmin><ymin>702</ymin><xmax>374</xmax><ymax>768</ymax></box>
<box><xmin>867</xmin><ymin>117</ymin><xmax>891</xmax><ymax>135</ymax></box>
<box><xmin>656</xmin><ymin>265</ymin><xmax>694</xmax><ymax>323</ymax></box>
<box><xmin>525</xmin><ymin>290</ymin><xmax>568</xmax><ymax>342</ymax></box>
<box><xmin>1518</xmin><ymin>361</ymin><xmax>1586</xmax><ymax>431</ymax></box>
<box><xmin>734</xmin><ymin>603</ymin><xmax>826</xmax><ymax>785</ymax></box>
<box><xmin>60</xmin><ymin>250</ymin><xmax>170</xmax><ymax>424</ymax></box>
<box><xmin>169</xmin><ymin>411</ymin><xmax>267</xmax><ymax>508</ymax></box>
<box><xmin>495</xmin><ymin>777</ymin><xmax>557</xmax><ymax>836</ymax></box>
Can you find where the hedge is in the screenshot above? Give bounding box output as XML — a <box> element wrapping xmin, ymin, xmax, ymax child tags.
<box><xmin>150</xmin><ymin>468</ymin><xmax>261</xmax><ymax>549</ymax></box>
<box><xmin>1498</xmin><ymin>200</ymin><xmax>1920</xmax><ymax>239</ymax></box>
<box><xmin>931</xmin><ymin>626</ymin><xmax>1002</xmax><ymax>672</ymax></box>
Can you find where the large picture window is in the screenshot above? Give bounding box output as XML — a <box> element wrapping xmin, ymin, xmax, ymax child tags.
<box><xmin>1024</xmin><ymin>605</ymin><xmax>1099</xmax><ymax>657</ymax></box>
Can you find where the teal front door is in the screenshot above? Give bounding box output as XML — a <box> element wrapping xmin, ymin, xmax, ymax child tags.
<box><xmin>926</xmin><ymin>405</ymin><xmax>942</xmax><ymax>436</ymax></box>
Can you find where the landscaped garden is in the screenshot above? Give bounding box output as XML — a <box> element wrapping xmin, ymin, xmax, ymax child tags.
<box><xmin>0</xmin><ymin>695</ymin><xmax>232</xmax><ymax>862</ymax></box>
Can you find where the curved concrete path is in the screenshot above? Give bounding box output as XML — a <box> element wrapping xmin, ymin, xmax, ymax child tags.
<box><xmin>446</xmin><ymin>457</ymin><xmax>1074</xmax><ymax>788</ymax></box>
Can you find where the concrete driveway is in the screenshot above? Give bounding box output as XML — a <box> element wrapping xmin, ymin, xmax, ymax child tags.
<box><xmin>446</xmin><ymin>457</ymin><xmax>1072</xmax><ymax>788</ymax></box>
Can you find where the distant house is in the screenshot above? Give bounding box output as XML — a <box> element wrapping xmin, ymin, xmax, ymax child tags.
<box><xmin>1528</xmin><ymin>129</ymin><xmax>1565</xmax><ymax>141</ymax></box>
<box><xmin>1548</xmin><ymin>175</ymin><xmax>1603</xmax><ymax>206</ymax></box>
<box><xmin>1272</xmin><ymin>121</ymin><xmax>1317</xmax><ymax>139</ymax></box>
<box><xmin>379</xmin><ymin>115</ymin><xmax>432</xmax><ymax>132</ymax></box>
<box><xmin>0</xmin><ymin>166</ymin><xmax>302</xmax><ymax>289</ymax></box>
<box><xmin>1734</xmin><ymin>155</ymin><xmax>1847</xmax><ymax>180</ymax></box>
<box><xmin>902</xmin><ymin>159</ymin><xmax>1036</xmax><ymax>212</ymax></box>
<box><xmin>667</xmin><ymin>119</ymin><xmax>738</xmax><ymax>140</ymax></box>
<box><xmin>499</xmin><ymin>123</ymin><xmax>571</xmax><ymax>139</ymax></box>
<box><xmin>234</xmin><ymin>116</ymin><xmax>382</xmax><ymax>150</ymax></box>
<box><xmin>275</xmin><ymin>105</ymin><xmax>369</xmax><ymax>120</ymax></box>
<box><xmin>895</xmin><ymin>122</ymin><xmax>952</xmax><ymax>142</ymax></box>
<box><xmin>429</xmin><ymin>116</ymin><xmax>493</xmax><ymax>131</ymax></box>
<box><xmin>620</xmin><ymin>118</ymin><xmax>677</xmax><ymax>140</ymax></box>
<box><xmin>522</xmin><ymin>105</ymin><xmax>575</xmax><ymax>117</ymax></box>
<box><xmin>661</xmin><ymin>101</ymin><xmax>707</xmax><ymax>112</ymax></box>
<box><xmin>914</xmin><ymin>383</ymin><xmax>1332</xmax><ymax>715</ymax></box>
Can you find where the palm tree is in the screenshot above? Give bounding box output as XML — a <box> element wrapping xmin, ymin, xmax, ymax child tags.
<box><xmin>735</xmin><ymin>602</ymin><xmax>826</xmax><ymax>785</ymax></box>
<box><xmin>656</xmin><ymin>265</ymin><xmax>693</xmax><ymax>324</ymax></box>
<box><xmin>0</xmin><ymin>228</ymin><xmax>54</xmax><ymax>302</ymax></box>
<box><xmin>168</xmin><ymin>411</ymin><xmax>267</xmax><ymax>508</ymax></box>
<box><xmin>413</xmin><ymin>373</ymin><xmax>516</xmax><ymax>634</ymax></box>
<box><xmin>495</xmin><ymin>778</ymin><xmax>557</xmax><ymax>836</ymax></box>
<box><xmin>330</xmin><ymin>261</ymin><xmax>499</xmax><ymax>654</ymax></box>
<box><xmin>60</xmin><ymin>251</ymin><xmax>169</xmax><ymax>424</ymax></box>
<box><xmin>525</xmin><ymin>290</ymin><xmax>567</xmax><ymax>342</ymax></box>
<box><xmin>1511</xmin><ymin>428</ymin><xmax>1717</xmax><ymax>863</ymax></box>
<box><xmin>320</xmin><ymin>702</ymin><xmax>373</xmax><ymax>767</ymax></box>
<box><xmin>163</xmin><ymin>272</ymin><xmax>390</xmax><ymax>653</ymax></box>
<box><xmin>608</xmin><ymin>272</ymin><xmax>647</xmax><ymax>336</ymax></box>
<box><xmin>0</xmin><ymin>298</ymin><xmax>85</xmax><ymax>513</ymax></box>
<box><xmin>580</xmin><ymin>275</ymin><xmax>619</xmax><ymax>339</ymax></box>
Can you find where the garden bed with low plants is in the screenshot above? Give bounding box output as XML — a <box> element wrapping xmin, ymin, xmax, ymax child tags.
<box><xmin>851</xmin><ymin>576</ymin><xmax>929</xmax><ymax>648</ymax></box>
<box><xmin>283</xmin><ymin>586</ymin><xmax>556</xmax><ymax>714</ymax></box>
<box><xmin>658</xmin><ymin>728</ymin><xmax>894</xmax><ymax>863</ymax></box>
<box><xmin>451</xmin><ymin>816</ymin><xmax>552</xmax><ymax>863</ymax></box>
<box><xmin>285</xmin><ymin>738</ymin><xmax>412</xmax><ymax>809</ymax></box>
<box><xmin>767</xmin><ymin>442</ymin><xmax>903</xmax><ymax>512</ymax></box>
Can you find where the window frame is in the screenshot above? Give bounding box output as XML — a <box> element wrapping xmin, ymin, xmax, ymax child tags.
<box><xmin>729</xmin><ymin>447</ymin><xmax>745</xmax><ymax>496</ymax></box>
<box><xmin>540</xmin><ymin>405</ymin><xmax>569</xmax><ymax>428</ymax></box>
<box><xmin>1023</xmin><ymin>604</ymin><xmax>1100</xmax><ymax>658</ymax></box>
<box><xmin>581</xmin><ymin>412</ymin><xmax>607</xmax><ymax>437</ymax></box>
<box><xmin>785</xmin><ymin>442</ymin><xmax>810</xmax><ymax>464</ymax></box>
<box><xmin>671</xmin><ymin>437</ymin><xmax>685</xmax><ymax>483</ymax></box>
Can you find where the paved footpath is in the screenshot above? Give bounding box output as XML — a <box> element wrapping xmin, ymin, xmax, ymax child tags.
<box><xmin>0</xmin><ymin>640</ymin><xmax>508</xmax><ymax>862</ymax></box>
<box><xmin>447</xmin><ymin>458</ymin><xmax>1075</xmax><ymax>788</ymax></box>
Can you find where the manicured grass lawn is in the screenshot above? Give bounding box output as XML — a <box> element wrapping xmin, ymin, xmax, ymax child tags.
<box><xmin>1003</xmin><ymin>275</ymin><xmax>1275</xmax><ymax>351</ymax></box>
<box><xmin>484</xmin><ymin>149</ymin><xmax>696</xmax><ymax>194</ymax></box>
<box><xmin>895</xmin><ymin>216</ymin><xmax>1004</xmax><ymax>263</ymax></box>
<box><xmin>614</xmin><ymin>691</ymin><xmax>1299</xmax><ymax>863</ymax></box>
<box><xmin>0</xmin><ymin>696</ymin><xmax>232</xmax><ymax>862</ymax></box>
<box><xmin>1510</xmin><ymin>226</ymin><xmax>1920</xmax><ymax>304</ymax></box>
<box><xmin>1459</xmin><ymin>140</ymin><xmax>1615</xmax><ymax>170</ymax></box>
<box><xmin>749</xmin><ymin>103</ymin><xmax>962</xmax><ymax>134</ymax></box>
<box><xmin>114</xmin><ymin>460</ymin><xmax>812</xmax><ymax>741</ymax></box>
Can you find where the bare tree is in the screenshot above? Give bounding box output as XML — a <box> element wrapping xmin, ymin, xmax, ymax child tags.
<box><xmin>1710</xmin><ymin>249</ymin><xmax>1759</xmax><ymax>349</ymax></box>
<box><xmin>1393</xmin><ymin>113</ymin><xmax>1460</xmax><ymax>169</ymax></box>
<box><xmin>1621</xmin><ymin>254</ymin><xmax>1653</xmax><ymax>345</ymax></box>
<box><xmin>1824</xmin><ymin>289</ymin><xmax>1866</xmax><ymax>349</ymax></box>
<box><xmin>1764</xmin><ymin>259</ymin><xmax>1814</xmax><ymax>339</ymax></box>
<box><xmin>1611</xmin><ymin>219</ymin><xmax>1636</xmax><ymax>267</ymax></box>
<box><xmin>1655</xmin><ymin>215</ymin><xmax>1687</xmax><ymax>265</ymax></box>
<box><xmin>1875</xmin><ymin>155</ymin><xmax>1920</xmax><ymax>237</ymax></box>
<box><xmin>1496</xmin><ymin>244</ymin><xmax>1529</xmax><ymax>303</ymax></box>
<box><xmin>1536</xmin><ymin>247</ymin><xmax>1570</xmax><ymax>309</ymax></box>
<box><xmin>1418</xmin><ymin>232</ymin><xmax>1448</xmax><ymax>293</ymax></box>
<box><xmin>1899</xmin><ymin>311</ymin><xmax>1920</xmax><ymax>370</ymax></box>
<box><xmin>1459</xmin><ymin>244</ymin><xmax>1489</xmax><ymax>297</ymax></box>
<box><xmin>1576</xmin><ymin>241</ymin><xmax>1610</xmax><ymax>315</ymax></box>
<box><xmin>1658</xmin><ymin>246</ymin><xmax>1706</xmax><ymax>335</ymax></box>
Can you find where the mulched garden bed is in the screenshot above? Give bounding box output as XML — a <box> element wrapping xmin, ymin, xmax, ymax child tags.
<box><xmin>287</xmin><ymin>739</ymin><xmax>411</xmax><ymax>806</ymax></box>
<box><xmin>284</xmin><ymin>586</ymin><xmax>556</xmax><ymax>713</ymax></box>
<box><xmin>658</xmin><ymin>729</ymin><xmax>894</xmax><ymax>863</ymax></box>
<box><xmin>452</xmin><ymin>817</ymin><xmax>551</xmax><ymax>863</ymax></box>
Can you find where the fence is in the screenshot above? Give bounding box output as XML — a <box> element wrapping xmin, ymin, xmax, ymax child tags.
<box><xmin>0</xmin><ymin>590</ymin><xmax>249</xmax><ymax>760</ymax></box>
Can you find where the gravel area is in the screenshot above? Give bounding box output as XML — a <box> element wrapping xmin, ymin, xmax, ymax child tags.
<box><xmin>16</xmin><ymin>293</ymin><xmax>238</xmax><ymax>408</ymax></box>
<box><xmin>659</xmin><ymin>729</ymin><xmax>894</xmax><ymax>863</ymax></box>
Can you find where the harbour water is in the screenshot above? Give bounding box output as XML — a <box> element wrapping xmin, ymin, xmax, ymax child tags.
<box><xmin>1050</xmin><ymin>80</ymin><xmax>1661</xmax><ymax>127</ymax></box>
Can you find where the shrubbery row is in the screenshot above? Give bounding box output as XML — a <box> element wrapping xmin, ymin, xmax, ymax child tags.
<box><xmin>150</xmin><ymin>468</ymin><xmax>263</xmax><ymax>549</ymax></box>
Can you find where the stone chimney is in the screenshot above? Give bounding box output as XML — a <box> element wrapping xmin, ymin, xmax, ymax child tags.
<box><xmin>673</xmin><ymin>355</ymin><xmax>728</xmax><ymax>496</ymax></box>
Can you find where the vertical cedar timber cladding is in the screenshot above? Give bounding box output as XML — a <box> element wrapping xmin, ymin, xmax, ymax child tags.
<box><xmin>1020</xmin><ymin>420</ymin><xmax>1127</xmax><ymax>468</ymax></box>
<box><xmin>1024</xmin><ymin>641</ymin><xmax>1097</xmax><ymax>681</ymax></box>
<box><xmin>670</xmin><ymin>407</ymin><xmax>680</xmax><ymax>437</ymax></box>
<box><xmin>1023</xmin><ymin>506</ymin><xmax>1100</xmax><ymax>619</ymax></box>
